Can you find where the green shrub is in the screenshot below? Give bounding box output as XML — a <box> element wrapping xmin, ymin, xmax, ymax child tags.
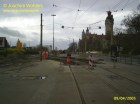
<box><xmin>7</xmin><ymin>48</ymin><xmax>26</xmax><ymax>54</ymax></box>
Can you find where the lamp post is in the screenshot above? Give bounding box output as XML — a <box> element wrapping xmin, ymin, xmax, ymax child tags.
<box><xmin>51</xmin><ymin>14</ymin><xmax>56</xmax><ymax>52</ymax></box>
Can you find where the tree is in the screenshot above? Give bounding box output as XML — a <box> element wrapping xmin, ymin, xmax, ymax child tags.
<box><xmin>115</xmin><ymin>4</ymin><xmax>140</xmax><ymax>54</ymax></box>
<box><xmin>121</xmin><ymin>4</ymin><xmax>140</xmax><ymax>34</ymax></box>
<box><xmin>68</xmin><ymin>42</ymin><xmax>77</xmax><ymax>52</ymax></box>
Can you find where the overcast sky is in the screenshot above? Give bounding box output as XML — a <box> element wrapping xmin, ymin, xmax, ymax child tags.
<box><xmin>0</xmin><ymin>0</ymin><xmax>139</xmax><ymax>49</ymax></box>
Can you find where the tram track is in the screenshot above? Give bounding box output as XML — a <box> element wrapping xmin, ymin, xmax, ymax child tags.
<box><xmin>80</xmin><ymin>65</ymin><xmax>136</xmax><ymax>104</ymax></box>
<box><xmin>69</xmin><ymin>65</ymin><xmax>86</xmax><ymax>104</ymax></box>
<box><xmin>97</xmin><ymin>74</ymin><xmax>135</xmax><ymax>104</ymax></box>
<box><xmin>55</xmin><ymin>56</ymin><xmax>140</xmax><ymax>86</ymax></box>
<box><xmin>69</xmin><ymin>64</ymin><xmax>136</xmax><ymax>104</ymax></box>
<box><xmin>63</xmin><ymin>56</ymin><xmax>140</xmax><ymax>86</ymax></box>
<box><xmin>97</xmin><ymin>65</ymin><xmax>140</xmax><ymax>86</ymax></box>
<box><xmin>82</xmin><ymin>61</ymin><xmax>140</xmax><ymax>104</ymax></box>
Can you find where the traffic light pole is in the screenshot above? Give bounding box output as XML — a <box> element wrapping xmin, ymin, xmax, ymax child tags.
<box><xmin>40</xmin><ymin>13</ymin><xmax>43</xmax><ymax>61</ymax></box>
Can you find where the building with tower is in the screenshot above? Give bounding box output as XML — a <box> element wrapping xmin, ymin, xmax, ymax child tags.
<box><xmin>105</xmin><ymin>11</ymin><xmax>114</xmax><ymax>46</ymax></box>
<box><xmin>78</xmin><ymin>11</ymin><xmax>114</xmax><ymax>53</ymax></box>
<box><xmin>78</xmin><ymin>27</ymin><xmax>107</xmax><ymax>52</ymax></box>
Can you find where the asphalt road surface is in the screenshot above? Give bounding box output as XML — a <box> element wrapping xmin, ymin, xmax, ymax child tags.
<box><xmin>0</xmin><ymin>58</ymin><xmax>139</xmax><ymax>104</ymax></box>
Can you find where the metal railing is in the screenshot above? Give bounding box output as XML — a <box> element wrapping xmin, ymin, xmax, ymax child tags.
<box><xmin>119</xmin><ymin>54</ymin><xmax>140</xmax><ymax>65</ymax></box>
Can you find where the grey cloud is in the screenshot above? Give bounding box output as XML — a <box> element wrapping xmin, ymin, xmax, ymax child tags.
<box><xmin>32</xmin><ymin>32</ymin><xmax>39</xmax><ymax>35</ymax></box>
<box><xmin>0</xmin><ymin>0</ymin><xmax>139</xmax><ymax>49</ymax></box>
<box><xmin>0</xmin><ymin>0</ymin><xmax>137</xmax><ymax>19</ymax></box>
<box><xmin>0</xmin><ymin>27</ymin><xmax>25</xmax><ymax>38</ymax></box>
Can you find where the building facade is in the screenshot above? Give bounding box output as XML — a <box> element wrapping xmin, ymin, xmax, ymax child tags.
<box><xmin>16</xmin><ymin>39</ymin><xmax>23</xmax><ymax>49</ymax></box>
<box><xmin>78</xmin><ymin>11</ymin><xmax>114</xmax><ymax>53</ymax></box>
<box><xmin>78</xmin><ymin>27</ymin><xmax>107</xmax><ymax>52</ymax></box>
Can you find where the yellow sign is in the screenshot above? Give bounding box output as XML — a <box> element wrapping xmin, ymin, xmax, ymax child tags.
<box><xmin>114</xmin><ymin>96</ymin><xmax>136</xmax><ymax>101</ymax></box>
<box><xmin>3</xmin><ymin>3</ymin><xmax>43</xmax><ymax>13</ymax></box>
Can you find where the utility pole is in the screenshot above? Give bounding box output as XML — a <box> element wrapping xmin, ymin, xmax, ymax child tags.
<box><xmin>73</xmin><ymin>39</ymin><xmax>74</xmax><ymax>53</ymax></box>
<box><xmin>85</xmin><ymin>37</ymin><xmax>86</xmax><ymax>53</ymax></box>
<box><xmin>40</xmin><ymin>13</ymin><xmax>43</xmax><ymax>61</ymax></box>
<box><xmin>51</xmin><ymin>14</ymin><xmax>56</xmax><ymax>52</ymax></box>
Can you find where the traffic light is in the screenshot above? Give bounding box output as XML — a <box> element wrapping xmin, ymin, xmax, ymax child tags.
<box><xmin>61</xmin><ymin>26</ymin><xmax>64</xmax><ymax>28</ymax></box>
<box><xmin>99</xmin><ymin>26</ymin><xmax>101</xmax><ymax>29</ymax></box>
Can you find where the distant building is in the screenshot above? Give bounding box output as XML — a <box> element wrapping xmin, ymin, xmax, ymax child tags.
<box><xmin>0</xmin><ymin>37</ymin><xmax>9</xmax><ymax>48</ymax></box>
<box><xmin>23</xmin><ymin>43</ymin><xmax>26</xmax><ymax>48</ymax></box>
<box><xmin>0</xmin><ymin>37</ymin><xmax>6</xmax><ymax>48</ymax></box>
<box><xmin>16</xmin><ymin>39</ymin><xmax>23</xmax><ymax>49</ymax></box>
<box><xmin>78</xmin><ymin>11</ymin><xmax>114</xmax><ymax>53</ymax></box>
<box><xmin>78</xmin><ymin>27</ymin><xmax>107</xmax><ymax>52</ymax></box>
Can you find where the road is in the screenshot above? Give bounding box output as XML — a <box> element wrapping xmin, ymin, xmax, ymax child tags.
<box><xmin>0</xmin><ymin>57</ymin><xmax>139</xmax><ymax>104</ymax></box>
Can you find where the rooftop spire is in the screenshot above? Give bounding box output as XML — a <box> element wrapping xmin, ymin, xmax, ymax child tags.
<box><xmin>86</xmin><ymin>27</ymin><xmax>89</xmax><ymax>34</ymax></box>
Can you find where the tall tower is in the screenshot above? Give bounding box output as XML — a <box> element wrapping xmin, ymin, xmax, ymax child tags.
<box><xmin>86</xmin><ymin>27</ymin><xmax>89</xmax><ymax>35</ymax></box>
<box><xmin>105</xmin><ymin>11</ymin><xmax>114</xmax><ymax>45</ymax></box>
<box><xmin>82</xmin><ymin>29</ymin><xmax>85</xmax><ymax>39</ymax></box>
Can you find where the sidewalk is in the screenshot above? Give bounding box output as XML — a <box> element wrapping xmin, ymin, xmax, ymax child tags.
<box><xmin>0</xmin><ymin>60</ymin><xmax>82</xmax><ymax>104</ymax></box>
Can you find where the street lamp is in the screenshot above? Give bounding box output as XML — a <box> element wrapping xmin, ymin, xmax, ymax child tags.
<box><xmin>51</xmin><ymin>14</ymin><xmax>56</xmax><ymax>52</ymax></box>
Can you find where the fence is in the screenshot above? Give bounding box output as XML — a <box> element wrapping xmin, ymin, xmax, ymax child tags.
<box><xmin>119</xmin><ymin>54</ymin><xmax>140</xmax><ymax>64</ymax></box>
